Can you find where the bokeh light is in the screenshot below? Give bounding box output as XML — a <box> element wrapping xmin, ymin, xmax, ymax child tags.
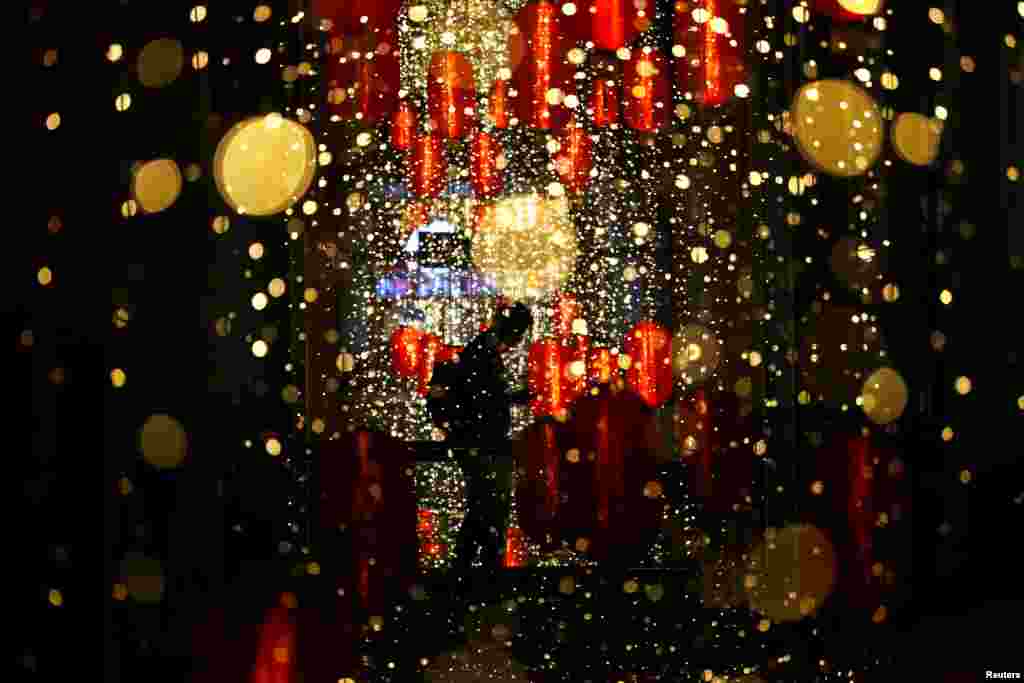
<box><xmin>861</xmin><ymin>367</ymin><xmax>908</xmax><ymax>425</ymax></box>
<box><xmin>791</xmin><ymin>80</ymin><xmax>883</xmax><ymax>177</ymax></box>
<box><xmin>131</xmin><ymin>159</ymin><xmax>183</xmax><ymax>214</ymax></box>
<box><xmin>137</xmin><ymin>38</ymin><xmax>185</xmax><ymax>88</ymax></box>
<box><xmin>891</xmin><ymin>113</ymin><xmax>943</xmax><ymax>166</ymax></box>
<box><xmin>213</xmin><ymin>114</ymin><xmax>316</xmax><ymax>216</ymax></box>
<box><xmin>139</xmin><ymin>413</ymin><xmax>188</xmax><ymax>469</ymax></box>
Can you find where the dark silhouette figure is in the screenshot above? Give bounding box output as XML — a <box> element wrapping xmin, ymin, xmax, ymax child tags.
<box><xmin>430</xmin><ymin>303</ymin><xmax>533</xmax><ymax>574</ymax></box>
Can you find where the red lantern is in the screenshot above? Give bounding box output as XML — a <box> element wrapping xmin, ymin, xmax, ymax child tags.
<box><xmin>489</xmin><ymin>77</ymin><xmax>510</xmax><ymax>129</ymax></box>
<box><xmin>588</xmin><ymin>346</ymin><xmax>618</xmax><ymax>384</ymax></box>
<box><xmin>407</xmin><ymin>133</ymin><xmax>447</xmax><ymax>198</ymax></box>
<box><xmin>504</xmin><ymin>526</ymin><xmax>528</xmax><ymax>567</ymax></box>
<box><xmin>390</xmin><ymin>326</ymin><xmax>424</xmax><ymax>377</ymax></box>
<box><xmin>624</xmin><ymin>320</ymin><xmax>673</xmax><ymax>407</ymax></box>
<box><xmin>554</xmin><ymin>119</ymin><xmax>593</xmax><ymax>193</ymax></box>
<box><xmin>673</xmin><ymin>0</ymin><xmax>747</xmax><ymax>107</ymax></box>
<box><xmin>324</xmin><ymin>30</ymin><xmax>400</xmax><ymax>123</ymax></box>
<box><xmin>314</xmin><ymin>0</ymin><xmax>402</xmax><ymax>34</ymax></box>
<box><xmin>417</xmin><ymin>332</ymin><xmax>443</xmax><ymax>396</ymax></box>
<box><xmin>528</xmin><ymin>337</ymin><xmax>570</xmax><ymax>418</ymax></box>
<box><xmin>589</xmin><ymin>55</ymin><xmax>621</xmax><ymax>127</ymax></box>
<box><xmin>250</xmin><ymin>604</ymin><xmax>296</xmax><ymax>683</ymax></box>
<box><xmin>427</xmin><ymin>51</ymin><xmax>476</xmax><ymax>139</ymax></box>
<box><xmin>591</xmin><ymin>0</ymin><xmax>641</xmax><ymax>51</ymax></box>
<box><xmin>390</xmin><ymin>100</ymin><xmax>417</xmax><ymax>151</ymax></box>
<box><xmin>624</xmin><ymin>47</ymin><xmax>670</xmax><ymax>133</ymax></box>
<box><xmin>566</xmin><ymin>386</ymin><xmax>661</xmax><ymax>562</ymax></box>
<box><xmin>510</xmin><ymin>0</ymin><xmax>572</xmax><ymax>130</ymax></box>
<box><xmin>470</xmin><ymin>128</ymin><xmax>503</xmax><ymax>198</ymax></box>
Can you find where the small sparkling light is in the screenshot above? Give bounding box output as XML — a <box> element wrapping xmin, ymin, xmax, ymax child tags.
<box><xmin>49</xmin><ymin>589</ymin><xmax>63</xmax><ymax>607</ymax></box>
<box><xmin>302</xmin><ymin>200</ymin><xmax>318</xmax><ymax>215</ymax></box>
<box><xmin>960</xmin><ymin>56</ymin><xmax>976</xmax><ymax>73</ymax></box>
<box><xmin>248</xmin><ymin>242</ymin><xmax>265</xmax><ymax>260</ymax></box>
<box><xmin>734</xmin><ymin>83</ymin><xmax>750</xmax><ymax>98</ymax></box>
<box><xmin>928</xmin><ymin>8</ymin><xmax>944</xmax><ymax>24</ymax></box>
<box><xmin>408</xmin><ymin>5</ymin><xmax>429</xmax><ymax>22</ymax></box>
<box><xmin>1009</xmin><ymin>166</ymin><xmax>1021</xmax><ymax>182</ymax></box>
<box><xmin>929</xmin><ymin>67</ymin><xmax>942</xmax><ymax>81</ymax></box>
<box><xmin>266</xmin><ymin>437</ymin><xmax>283</xmax><ymax>456</ymax></box>
<box><xmin>190</xmin><ymin>5</ymin><xmax>207</xmax><ymax>22</ymax></box>
<box><xmin>211</xmin><ymin>215</ymin><xmax>230</xmax><ymax>234</ymax></box>
<box><xmin>954</xmin><ymin>376</ymin><xmax>972</xmax><ymax>395</ymax></box>
<box><xmin>252</xmin><ymin>292</ymin><xmax>269</xmax><ymax>311</ymax></box>
<box><xmin>107</xmin><ymin>44</ymin><xmax>124</xmax><ymax>62</ymax></box>
<box><xmin>268</xmin><ymin>278</ymin><xmax>286</xmax><ymax>298</ymax></box>
<box><xmin>562</xmin><ymin>2</ymin><xmax>577</xmax><ymax>16</ymax></box>
<box><xmin>690</xmin><ymin>246</ymin><xmax>709</xmax><ymax>264</ymax></box>
<box><xmin>939</xmin><ymin>289</ymin><xmax>953</xmax><ymax>305</ymax></box>
<box><xmin>792</xmin><ymin>6</ymin><xmax>810</xmax><ymax>23</ymax></box>
<box><xmin>254</xmin><ymin>5</ymin><xmax>272</xmax><ymax>22</ymax></box>
<box><xmin>192</xmin><ymin>51</ymin><xmax>210</xmax><ymax>70</ymax></box>
<box><xmin>45</xmin><ymin>113</ymin><xmax>61</xmax><ymax>130</ymax></box>
<box><xmin>941</xmin><ymin>426</ymin><xmax>954</xmax><ymax>442</ymax></box>
<box><xmin>252</xmin><ymin>340</ymin><xmax>269</xmax><ymax>357</ymax></box>
<box><xmin>111</xmin><ymin>368</ymin><xmax>127</xmax><ymax>388</ymax></box>
<box><xmin>37</xmin><ymin>266</ymin><xmax>53</xmax><ymax>286</ymax></box>
<box><xmin>255</xmin><ymin>48</ymin><xmax>272</xmax><ymax>64</ymax></box>
<box><xmin>115</xmin><ymin>93</ymin><xmax>132</xmax><ymax>112</ymax></box>
<box><xmin>959</xmin><ymin>469</ymin><xmax>972</xmax><ymax>484</ymax></box>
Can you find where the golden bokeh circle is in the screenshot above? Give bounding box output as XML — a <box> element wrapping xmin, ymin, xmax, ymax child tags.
<box><xmin>139</xmin><ymin>413</ymin><xmax>188</xmax><ymax>469</ymax></box>
<box><xmin>891</xmin><ymin>113</ymin><xmax>943</xmax><ymax>166</ymax></box>
<box><xmin>471</xmin><ymin>194</ymin><xmax>578</xmax><ymax>302</ymax></box>
<box><xmin>791</xmin><ymin>79</ymin><xmax>883</xmax><ymax>177</ymax></box>
<box><xmin>132</xmin><ymin>159</ymin><xmax>183</xmax><ymax>214</ymax></box>
<box><xmin>861</xmin><ymin>367</ymin><xmax>908</xmax><ymax>425</ymax></box>
<box><xmin>213</xmin><ymin>115</ymin><xmax>316</xmax><ymax>216</ymax></box>
<box><xmin>672</xmin><ymin>323</ymin><xmax>721</xmax><ymax>384</ymax></box>
<box><xmin>137</xmin><ymin>38</ymin><xmax>185</xmax><ymax>88</ymax></box>
<box><xmin>747</xmin><ymin>525</ymin><xmax>836</xmax><ymax>622</ymax></box>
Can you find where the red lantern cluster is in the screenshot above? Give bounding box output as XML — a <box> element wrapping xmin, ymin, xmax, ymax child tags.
<box><xmin>389</xmin><ymin>325</ymin><xmax>462</xmax><ymax>396</ymax></box>
<box><xmin>624</xmin><ymin>320</ymin><xmax>673</xmax><ymax>408</ymax></box>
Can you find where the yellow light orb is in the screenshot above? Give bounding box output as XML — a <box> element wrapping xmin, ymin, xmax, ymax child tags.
<box><xmin>891</xmin><ymin>113</ymin><xmax>943</xmax><ymax>166</ymax></box>
<box><xmin>837</xmin><ymin>0</ymin><xmax>883</xmax><ymax>14</ymax></box>
<box><xmin>471</xmin><ymin>194</ymin><xmax>578</xmax><ymax>302</ymax></box>
<box><xmin>747</xmin><ymin>525</ymin><xmax>836</xmax><ymax>622</ymax></box>
<box><xmin>252</xmin><ymin>340</ymin><xmax>269</xmax><ymax>357</ymax></box>
<box><xmin>268</xmin><ymin>278</ymin><xmax>287</xmax><ymax>298</ymax></box>
<box><xmin>111</xmin><ymin>368</ymin><xmax>127</xmax><ymax>388</ymax></box>
<box><xmin>791</xmin><ymin>79</ymin><xmax>883</xmax><ymax>177</ymax></box>
<box><xmin>214</xmin><ymin>115</ymin><xmax>316</xmax><ymax>216</ymax></box>
<box><xmin>45</xmin><ymin>113</ymin><xmax>61</xmax><ymax>130</ymax></box>
<box><xmin>139</xmin><ymin>414</ymin><xmax>188</xmax><ymax>469</ymax></box>
<box><xmin>132</xmin><ymin>159</ymin><xmax>183</xmax><ymax>214</ymax></box>
<box><xmin>115</xmin><ymin>93</ymin><xmax>132</xmax><ymax>111</ymax></box>
<box><xmin>861</xmin><ymin>367</ymin><xmax>908</xmax><ymax>425</ymax></box>
<box><xmin>137</xmin><ymin>38</ymin><xmax>185</xmax><ymax>88</ymax></box>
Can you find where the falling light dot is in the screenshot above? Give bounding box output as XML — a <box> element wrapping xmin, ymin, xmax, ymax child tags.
<box><xmin>192</xmin><ymin>51</ymin><xmax>210</xmax><ymax>70</ymax></box>
<box><xmin>115</xmin><ymin>93</ymin><xmax>132</xmax><ymax>111</ymax></box>
<box><xmin>45</xmin><ymin>113</ymin><xmax>61</xmax><ymax>130</ymax></box>
<box><xmin>954</xmin><ymin>376</ymin><xmax>972</xmax><ymax>395</ymax></box>
<box><xmin>268</xmin><ymin>278</ymin><xmax>286</xmax><ymax>298</ymax></box>
<box><xmin>211</xmin><ymin>215</ymin><xmax>230</xmax><ymax>234</ymax></box>
<box><xmin>928</xmin><ymin>8</ymin><xmax>945</xmax><ymax>24</ymax></box>
<box><xmin>107</xmin><ymin>44</ymin><xmax>124</xmax><ymax>62</ymax></box>
<box><xmin>248</xmin><ymin>242</ymin><xmax>265</xmax><ymax>260</ymax></box>
<box><xmin>941</xmin><ymin>426</ymin><xmax>954</xmax><ymax>442</ymax></box>
<box><xmin>255</xmin><ymin>48</ymin><xmax>272</xmax><ymax>64</ymax></box>
<box><xmin>1009</xmin><ymin>166</ymin><xmax>1021</xmax><ymax>182</ymax></box>
<box><xmin>37</xmin><ymin>267</ymin><xmax>53</xmax><ymax>286</ymax></box>
<box><xmin>266</xmin><ymin>437</ymin><xmax>282</xmax><ymax>456</ymax></box>
<box><xmin>48</xmin><ymin>589</ymin><xmax>63</xmax><ymax>607</ymax></box>
<box><xmin>190</xmin><ymin>5</ymin><xmax>207</xmax><ymax>22</ymax></box>
<box><xmin>111</xmin><ymin>368</ymin><xmax>127</xmax><ymax>388</ymax></box>
<box><xmin>939</xmin><ymin>289</ymin><xmax>953</xmax><ymax>305</ymax></box>
<box><xmin>252</xmin><ymin>340</ymin><xmax>269</xmax><ymax>357</ymax></box>
<box><xmin>252</xmin><ymin>293</ymin><xmax>269</xmax><ymax>310</ymax></box>
<box><xmin>254</xmin><ymin>5</ymin><xmax>272</xmax><ymax>22</ymax></box>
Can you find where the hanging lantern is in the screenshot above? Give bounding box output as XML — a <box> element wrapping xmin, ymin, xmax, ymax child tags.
<box><xmin>390</xmin><ymin>325</ymin><xmax>425</xmax><ymax>377</ymax></box>
<box><xmin>488</xmin><ymin>77</ymin><xmax>511</xmax><ymax>128</ymax></box>
<box><xmin>504</xmin><ymin>526</ymin><xmax>528</xmax><ymax>567</ymax></box>
<box><xmin>553</xmin><ymin>119</ymin><xmax>593</xmax><ymax>193</ymax></box>
<box><xmin>566</xmin><ymin>386</ymin><xmax>661</xmax><ymax>562</ymax></box>
<box><xmin>589</xmin><ymin>55</ymin><xmax>621</xmax><ymax>127</ymax></box>
<box><xmin>673</xmin><ymin>0</ymin><xmax>747</xmax><ymax>107</ymax></box>
<box><xmin>528</xmin><ymin>337</ymin><xmax>570</xmax><ymax>418</ymax></box>
<box><xmin>470</xmin><ymin>128</ymin><xmax>503</xmax><ymax>198</ymax></box>
<box><xmin>390</xmin><ymin>100</ymin><xmax>417</xmax><ymax>151</ymax></box>
<box><xmin>427</xmin><ymin>51</ymin><xmax>476</xmax><ymax>139</ymax></box>
<box><xmin>250</xmin><ymin>604</ymin><xmax>296</xmax><ymax>683</ymax></box>
<box><xmin>624</xmin><ymin>46</ymin><xmax>670</xmax><ymax>133</ymax></box>
<box><xmin>591</xmin><ymin>0</ymin><xmax>641</xmax><ymax>51</ymax></box>
<box><xmin>314</xmin><ymin>0</ymin><xmax>402</xmax><ymax>34</ymax></box>
<box><xmin>509</xmin><ymin>0</ymin><xmax>572</xmax><ymax>130</ymax></box>
<box><xmin>325</xmin><ymin>30</ymin><xmax>400</xmax><ymax>123</ymax></box>
<box><xmin>407</xmin><ymin>133</ymin><xmax>447</xmax><ymax>197</ymax></box>
<box><xmin>624</xmin><ymin>320</ymin><xmax>673</xmax><ymax>407</ymax></box>
<box><xmin>417</xmin><ymin>332</ymin><xmax>444</xmax><ymax>396</ymax></box>
<box><xmin>514</xmin><ymin>421</ymin><xmax>563</xmax><ymax>550</ymax></box>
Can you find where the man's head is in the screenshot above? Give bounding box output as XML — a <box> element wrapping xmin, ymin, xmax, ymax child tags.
<box><xmin>494</xmin><ymin>302</ymin><xmax>533</xmax><ymax>351</ymax></box>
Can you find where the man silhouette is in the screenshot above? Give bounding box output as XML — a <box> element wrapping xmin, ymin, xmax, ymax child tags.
<box><xmin>437</xmin><ymin>302</ymin><xmax>533</xmax><ymax>574</ymax></box>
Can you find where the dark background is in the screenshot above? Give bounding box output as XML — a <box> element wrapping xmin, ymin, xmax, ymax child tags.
<box><xmin>19</xmin><ymin>0</ymin><xmax>1023</xmax><ymax>680</ymax></box>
